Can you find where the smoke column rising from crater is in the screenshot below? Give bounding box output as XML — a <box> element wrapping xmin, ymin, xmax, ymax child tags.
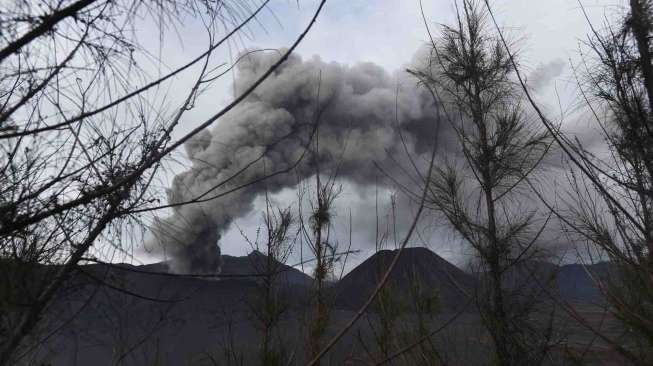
<box><xmin>150</xmin><ymin>49</ymin><xmax>444</xmax><ymax>274</ymax></box>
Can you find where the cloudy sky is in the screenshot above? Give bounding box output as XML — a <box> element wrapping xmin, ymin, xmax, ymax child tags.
<box><xmin>124</xmin><ymin>0</ymin><xmax>620</xmax><ymax>271</ymax></box>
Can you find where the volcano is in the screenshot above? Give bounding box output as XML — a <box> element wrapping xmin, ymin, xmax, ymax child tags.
<box><xmin>335</xmin><ymin>247</ymin><xmax>476</xmax><ymax>310</ymax></box>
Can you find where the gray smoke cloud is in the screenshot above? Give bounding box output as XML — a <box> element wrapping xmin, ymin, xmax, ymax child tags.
<box><xmin>149</xmin><ymin>50</ymin><xmax>444</xmax><ymax>274</ymax></box>
<box><xmin>528</xmin><ymin>59</ymin><xmax>566</xmax><ymax>90</ymax></box>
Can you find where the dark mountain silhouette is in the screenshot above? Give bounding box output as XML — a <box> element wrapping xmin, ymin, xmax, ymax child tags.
<box><xmin>335</xmin><ymin>248</ymin><xmax>614</xmax><ymax>312</ymax></box>
<box><xmin>11</xmin><ymin>248</ymin><xmax>619</xmax><ymax>365</ymax></box>
<box><xmin>78</xmin><ymin>250</ymin><xmax>313</xmax><ymax>292</ymax></box>
<box><xmin>335</xmin><ymin>247</ymin><xmax>476</xmax><ymax>310</ymax></box>
<box><xmin>556</xmin><ymin>262</ymin><xmax>613</xmax><ymax>303</ymax></box>
<box><xmin>32</xmin><ymin>252</ymin><xmax>314</xmax><ymax>366</ymax></box>
<box><xmin>497</xmin><ymin>259</ymin><xmax>614</xmax><ymax>305</ymax></box>
<box><xmin>220</xmin><ymin>250</ymin><xmax>314</xmax><ymax>286</ymax></box>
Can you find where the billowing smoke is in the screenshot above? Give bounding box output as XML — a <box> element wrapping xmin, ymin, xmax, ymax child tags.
<box><xmin>150</xmin><ymin>50</ymin><xmax>443</xmax><ymax>274</ymax></box>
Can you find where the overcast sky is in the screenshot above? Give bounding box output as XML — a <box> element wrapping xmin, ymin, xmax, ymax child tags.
<box><xmin>123</xmin><ymin>0</ymin><xmax>620</xmax><ymax>271</ymax></box>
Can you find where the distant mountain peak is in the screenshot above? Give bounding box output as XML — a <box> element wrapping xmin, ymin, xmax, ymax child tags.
<box><xmin>336</xmin><ymin>247</ymin><xmax>475</xmax><ymax>310</ymax></box>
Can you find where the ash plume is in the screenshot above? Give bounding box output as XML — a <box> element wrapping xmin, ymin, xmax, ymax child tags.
<box><xmin>150</xmin><ymin>50</ymin><xmax>443</xmax><ymax>274</ymax></box>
